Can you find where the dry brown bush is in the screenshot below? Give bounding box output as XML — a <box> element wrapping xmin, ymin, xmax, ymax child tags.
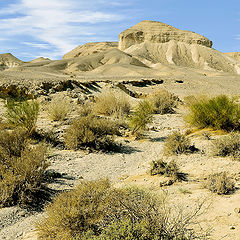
<box><xmin>37</xmin><ymin>179</ymin><xmax>207</xmax><ymax>240</ymax></box>
<box><xmin>204</xmin><ymin>172</ymin><xmax>235</xmax><ymax>195</ymax></box>
<box><xmin>64</xmin><ymin>115</ymin><xmax>119</xmax><ymax>151</ymax></box>
<box><xmin>212</xmin><ymin>132</ymin><xmax>240</xmax><ymax>160</ymax></box>
<box><xmin>163</xmin><ymin>131</ymin><xmax>196</xmax><ymax>155</ymax></box>
<box><xmin>147</xmin><ymin>89</ymin><xmax>178</xmax><ymax>114</ymax></box>
<box><xmin>94</xmin><ymin>91</ymin><xmax>131</xmax><ymax>118</ymax></box>
<box><xmin>0</xmin><ymin>129</ymin><xmax>49</xmax><ymax>207</ymax></box>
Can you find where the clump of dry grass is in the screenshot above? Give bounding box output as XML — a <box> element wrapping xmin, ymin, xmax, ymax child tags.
<box><xmin>163</xmin><ymin>131</ymin><xmax>196</xmax><ymax>155</ymax></box>
<box><xmin>0</xmin><ymin>129</ymin><xmax>49</xmax><ymax>207</ymax></box>
<box><xmin>47</xmin><ymin>95</ymin><xmax>71</xmax><ymax>121</ymax></box>
<box><xmin>147</xmin><ymin>89</ymin><xmax>178</xmax><ymax>114</ymax></box>
<box><xmin>37</xmin><ymin>179</ymin><xmax>206</xmax><ymax>240</ymax></box>
<box><xmin>212</xmin><ymin>132</ymin><xmax>240</xmax><ymax>160</ymax></box>
<box><xmin>94</xmin><ymin>91</ymin><xmax>131</xmax><ymax>118</ymax></box>
<box><xmin>64</xmin><ymin>115</ymin><xmax>119</xmax><ymax>151</ymax></box>
<box><xmin>204</xmin><ymin>172</ymin><xmax>235</xmax><ymax>195</ymax></box>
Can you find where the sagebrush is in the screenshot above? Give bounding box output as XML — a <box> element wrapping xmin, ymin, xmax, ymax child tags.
<box><xmin>94</xmin><ymin>91</ymin><xmax>131</xmax><ymax>118</ymax></box>
<box><xmin>64</xmin><ymin>115</ymin><xmax>119</xmax><ymax>151</ymax></box>
<box><xmin>149</xmin><ymin>159</ymin><xmax>183</xmax><ymax>180</ymax></box>
<box><xmin>163</xmin><ymin>131</ymin><xmax>195</xmax><ymax>155</ymax></box>
<box><xmin>212</xmin><ymin>132</ymin><xmax>240</xmax><ymax>160</ymax></box>
<box><xmin>0</xmin><ymin>129</ymin><xmax>49</xmax><ymax>207</ymax></box>
<box><xmin>37</xmin><ymin>179</ymin><xmax>206</xmax><ymax>240</ymax></box>
<box><xmin>204</xmin><ymin>172</ymin><xmax>235</xmax><ymax>195</ymax></box>
<box><xmin>148</xmin><ymin>89</ymin><xmax>178</xmax><ymax>114</ymax></box>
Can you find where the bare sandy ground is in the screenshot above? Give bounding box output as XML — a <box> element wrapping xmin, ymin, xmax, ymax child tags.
<box><xmin>0</xmin><ymin>77</ymin><xmax>239</xmax><ymax>240</ymax></box>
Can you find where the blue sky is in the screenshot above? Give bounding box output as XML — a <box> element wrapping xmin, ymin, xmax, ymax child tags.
<box><xmin>0</xmin><ymin>0</ymin><xmax>239</xmax><ymax>61</ymax></box>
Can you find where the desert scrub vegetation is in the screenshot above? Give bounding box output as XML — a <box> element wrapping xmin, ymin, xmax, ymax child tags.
<box><xmin>204</xmin><ymin>172</ymin><xmax>235</xmax><ymax>195</ymax></box>
<box><xmin>0</xmin><ymin>129</ymin><xmax>49</xmax><ymax>207</ymax></box>
<box><xmin>212</xmin><ymin>132</ymin><xmax>240</xmax><ymax>160</ymax></box>
<box><xmin>163</xmin><ymin>131</ymin><xmax>196</xmax><ymax>155</ymax></box>
<box><xmin>37</xmin><ymin>179</ymin><xmax>206</xmax><ymax>240</ymax></box>
<box><xmin>149</xmin><ymin>159</ymin><xmax>186</xmax><ymax>181</ymax></box>
<box><xmin>94</xmin><ymin>91</ymin><xmax>131</xmax><ymax>118</ymax></box>
<box><xmin>6</xmin><ymin>99</ymin><xmax>39</xmax><ymax>135</ymax></box>
<box><xmin>187</xmin><ymin>95</ymin><xmax>240</xmax><ymax>131</ymax></box>
<box><xmin>47</xmin><ymin>95</ymin><xmax>71</xmax><ymax>121</ymax></box>
<box><xmin>147</xmin><ymin>89</ymin><xmax>178</xmax><ymax>114</ymax></box>
<box><xmin>64</xmin><ymin>115</ymin><xmax>119</xmax><ymax>151</ymax></box>
<box><xmin>128</xmin><ymin>100</ymin><xmax>153</xmax><ymax>135</ymax></box>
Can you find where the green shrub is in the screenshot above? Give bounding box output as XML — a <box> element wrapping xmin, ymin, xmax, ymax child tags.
<box><xmin>204</xmin><ymin>172</ymin><xmax>235</xmax><ymax>195</ymax></box>
<box><xmin>128</xmin><ymin>100</ymin><xmax>153</xmax><ymax>135</ymax></box>
<box><xmin>212</xmin><ymin>132</ymin><xmax>240</xmax><ymax>160</ymax></box>
<box><xmin>6</xmin><ymin>99</ymin><xmax>39</xmax><ymax>134</ymax></box>
<box><xmin>187</xmin><ymin>95</ymin><xmax>240</xmax><ymax>131</ymax></box>
<box><xmin>37</xmin><ymin>179</ymin><xmax>205</xmax><ymax>240</ymax></box>
<box><xmin>148</xmin><ymin>89</ymin><xmax>178</xmax><ymax>114</ymax></box>
<box><xmin>163</xmin><ymin>131</ymin><xmax>195</xmax><ymax>155</ymax></box>
<box><xmin>94</xmin><ymin>91</ymin><xmax>131</xmax><ymax>118</ymax></box>
<box><xmin>64</xmin><ymin>115</ymin><xmax>119</xmax><ymax>151</ymax></box>
<box><xmin>47</xmin><ymin>95</ymin><xmax>71</xmax><ymax>121</ymax></box>
<box><xmin>0</xmin><ymin>129</ymin><xmax>49</xmax><ymax>207</ymax></box>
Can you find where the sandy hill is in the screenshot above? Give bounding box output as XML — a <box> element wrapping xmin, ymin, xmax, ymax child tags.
<box><xmin>225</xmin><ymin>52</ymin><xmax>240</xmax><ymax>61</ymax></box>
<box><xmin>63</xmin><ymin>42</ymin><xmax>118</xmax><ymax>59</ymax></box>
<box><xmin>29</xmin><ymin>57</ymin><xmax>51</xmax><ymax>63</ymax></box>
<box><xmin>9</xmin><ymin>49</ymin><xmax>147</xmax><ymax>76</ymax></box>
<box><xmin>0</xmin><ymin>53</ymin><xmax>23</xmax><ymax>70</ymax></box>
<box><xmin>119</xmin><ymin>21</ymin><xmax>240</xmax><ymax>74</ymax></box>
<box><xmin>2</xmin><ymin>20</ymin><xmax>240</xmax><ymax>80</ymax></box>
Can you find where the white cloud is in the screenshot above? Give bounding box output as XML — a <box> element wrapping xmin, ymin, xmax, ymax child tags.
<box><xmin>22</xmin><ymin>42</ymin><xmax>51</xmax><ymax>49</ymax></box>
<box><xmin>0</xmin><ymin>0</ymin><xmax>124</xmax><ymax>58</ymax></box>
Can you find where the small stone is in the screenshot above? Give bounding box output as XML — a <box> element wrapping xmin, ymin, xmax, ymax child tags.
<box><xmin>230</xmin><ymin>226</ymin><xmax>235</xmax><ymax>230</ymax></box>
<box><xmin>234</xmin><ymin>208</ymin><xmax>240</xmax><ymax>214</ymax></box>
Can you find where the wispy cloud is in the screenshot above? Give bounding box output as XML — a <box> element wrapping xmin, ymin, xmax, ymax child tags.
<box><xmin>0</xmin><ymin>0</ymin><xmax>126</xmax><ymax>59</ymax></box>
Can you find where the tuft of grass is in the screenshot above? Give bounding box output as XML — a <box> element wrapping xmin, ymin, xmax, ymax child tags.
<box><xmin>0</xmin><ymin>129</ymin><xmax>49</xmax><ymax>207</ymax></box>
<box><xmin>128</xmin><ymin>100</ymin><xmax>153</xmax><ymax>135</ymax></box>
<box><xmin>163</xmin><ymin>131</ymin><xmax>195</xmax><ymax>155</ymax></box>
<box><xmin>178</xmin><ymin>188</ymin><xmax>192</xmax><ymax>195</ymax></box>
<box><xmin>187</xmin><ymin>95</ymin><xmax>240</xmax><ymax>131</ymax></box>
<box><xmin>64</xmin><ymin>115</ymin><xmax>119</xmax><ymax>151</ymax></box>
<box><xmin>47</xmin><ymin>95</ymin><xmax>71</xmax><ymax>121</ymax></box>
<box><xmin>149</xmin><ymin>159</ymin><xmax>187</xmax><ymax>181</ymax></box>
<box><xmin>37</xmin><ymin>179</ymin><xmax>206</xmax><ymax>240</ymax></box>
<box><xmin>6</xmin><ymin>99</ymin><xmax>39</xmax><ymax>135</ymax></box>
<box><xmin>94</xmin><ymin>91</ymin><xmax>131</xmax><ymax>118</ymax></box>
<box><xmin>148</xmin><ymin>89</ymin><xmax>178</xmax><ymax>114</ymax></box>
<box><xmin>212</xmin><ymin>132</ymin><xmax>240</xmax><ymax>161</ymax></box>
<box><xmin>204</xmin><ymin>172</ymin><xmax>235</xmax><ymax>195</ymax></box>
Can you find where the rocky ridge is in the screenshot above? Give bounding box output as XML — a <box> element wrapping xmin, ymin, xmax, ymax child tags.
<box><xmin>119</xmin><ymin>20</ymin><xmax>213</xmax><ymax>51</ymax></box>
<box><xmin>63</xmin><ymin>42</ymin><xmax>118</xmax><ymax>59</ymax></box>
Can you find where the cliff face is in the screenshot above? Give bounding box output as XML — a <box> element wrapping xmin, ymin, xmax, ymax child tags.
<box><xmin>119</xmin><ymin>20</ymin><xmax>213</xmax><ymax>51</ymax></box>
